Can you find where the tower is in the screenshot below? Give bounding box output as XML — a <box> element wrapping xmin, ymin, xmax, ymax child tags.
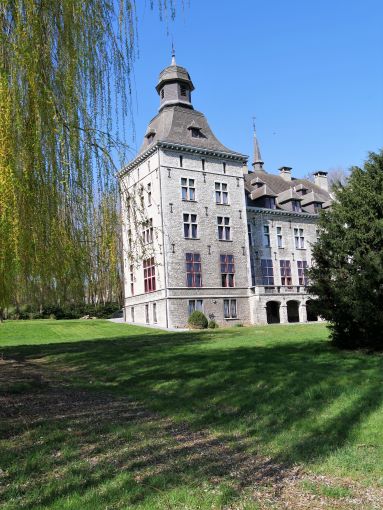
<box><xmin>118</xmin><ymin>54</ymin><xmax>251</xmax><ymax>327</ymax></box>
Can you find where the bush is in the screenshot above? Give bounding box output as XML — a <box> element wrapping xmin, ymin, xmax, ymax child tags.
<box><xmin>208</xmin><ymin>320</ymin><xmax>218</xmax><ymax>329</ymax></box>
<box><xmin>188</xmin><ymin>311</ymin><xmax>208</xmax><ymax>329</ymax></box>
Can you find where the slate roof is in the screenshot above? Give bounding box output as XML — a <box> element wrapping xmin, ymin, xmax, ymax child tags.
<box><xmin>245</xmin><ymin>170</ymin><xmax>331</xmax><ymax>212</ymax></box>
<box><xmin>137</xmin><ymin>105</ymin><xmax>245</xmax><ymax>158</ymax></box>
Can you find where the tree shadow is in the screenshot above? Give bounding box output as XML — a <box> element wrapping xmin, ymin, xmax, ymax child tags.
<box><xmin>1</xmin><ymin>328</ymin><xmax>383</xmax><ymax>508</ymax></box>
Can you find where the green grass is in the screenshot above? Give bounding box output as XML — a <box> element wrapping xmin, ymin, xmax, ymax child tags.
<box><xmin>1</xmin><ymin>320</ymin><xmax>383</xmax><ymax>509</ymax></box>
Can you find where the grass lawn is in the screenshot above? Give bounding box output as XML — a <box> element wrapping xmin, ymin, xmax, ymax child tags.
<box><xmin>1</xmin><ymin>320</ymin><xmax>383</xmax><ymax>509</ymax></box>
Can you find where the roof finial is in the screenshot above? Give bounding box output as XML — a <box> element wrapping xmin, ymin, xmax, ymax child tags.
<box><xmin>252</xmin><ymin>116</ymin><xmax>265</xmax><ymax>172</ymax></box>
<box><xmin>171</xmin><ymin>41</ymin><xmax>176</xmax><ymax>65</ymax></box>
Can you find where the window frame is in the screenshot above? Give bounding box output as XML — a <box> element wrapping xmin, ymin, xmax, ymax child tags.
<box><xmin>294</xmin><ymin>228</ymin><xmax>305</xmax><ymax>249</ymax></box>
<box><xmin>183</xmin><ymin>213</ymin><xmax>198</xmax><ymax>239</ymax></box>
<box><xmin>215</xmin><ymin>182</ymin><xmax>229</xmax><ymax>205</ymax></box>
<box><xmin>188</xmin><ymin>299</ymin><xmax>203</xmax><ymax>315</ymax></box>
<box><xmin>263</xmin><ymin>225</ymin><xmax>271</xmax><ymax>247</ymax></box>
<box><xmin>224</xmin><ymin>299</ymin><xmax>237</xmax><ymax>319</ymax></box>
<box><xmin>220</xmin><ymin>254</ymin><xmax>235</xmax><ymax>287</ymax></box>
<box><xmin>280</xmin><ymin>259</ymin><xmax>292</xmax><ymax>286</ymax></box>
<box><xmin>143</xmin><ymin>257</ymin><xmax>156</xmax><ymax>293</ymax></box>
<box><xmin>217</xmin><ymin>216</ymin><xmax>231</xmax><ymax>241</ymax></box>
<box><xmin>181</xmin><ymin>177</ymin><xmax>196</xmax><ymax>201</ymax></box>
<box><xmin>297</xmin><ymin>260</ymin><xmax>308</xmax><ymax>286</ymax></box>
<box><xmin>261</xmin><ymin>259</ymin><xmax>274</xmax><ymax>286</ymax></box>
<box><xmin>186</xmin><ymin>252</ymin><xmax>202</xmax><ymax>288</ymax></box>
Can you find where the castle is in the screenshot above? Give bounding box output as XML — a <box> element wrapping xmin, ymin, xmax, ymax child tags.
<box><xmin>118</xmin><ymin>55</ymin><xmax>332</xmax><ymax>328</ymax></box>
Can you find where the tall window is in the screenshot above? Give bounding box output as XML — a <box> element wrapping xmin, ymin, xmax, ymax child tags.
<box><xmin>265</xmin><ymin>197</ymin><xmax>276</xmax><ymax>209</ymax></box>
<box><xmin>294</xmin><ymin>228</ymin><xmax>305</xmax><ymax>249</ymax></box>
<box><xmin>297</xmin><ymin>260</ymin><xmax>308</xmax><ymax>286</ymax></box>
<box><xmin>277</xmin><ymin>226</ymin><xmax>283</xmax><ymax>248</ymax></box>
<box><xmin>223</xmin><ymin>162</ymin><xmax>227</xmax><ymax>174</ymax></box>
<box><xmin>145</xmin><ymin>304</ymin><xmax>149</xmax><ymax>324</ymax></box>
<box><xmin>247</xmin><ymin>223</ymin><xmax>253</xmax><ymax>246</ymax></box>
<box><xmin>130</xmin><ymin>264</ymin><xmax>134</xmax><ymax>295</ymax></box>
<box><xmin>147</xmin><ymin>183</ymin><xmax>152</xmax><ymax>206</ymax></box>
<box><xmin>215</xmin><ymin>182</ymin><xmax>229</xmax><ymax>204</ymax></box>
<box><xmin>220</xmin><ymin>254</ymin><xmax>235</xmax><ymax>287</ymax></box>
<box><xmin>183</xmin><ymin>214</ymin><xmax>198</xmax><ymax>239</ymax></box>
<box><xmin>180</xmin><ymin>85</ymin><xmax>187</xmax><ymax>97</ymax></box>
<box><xmin>280</xmin><ymin>260</ymin><xmax>292</xmax><ymax>286</ymax></box>
<box><xmin>153</xmin><ymin>303</ymin><xmax>157</xmax><ymax>323</ymax></box>
<box><xmin>179</xmin><ymin>155</ymin><xmax>183</xmax><ymax>167</ymax></box>
<box><xmin>292</xmin><ymin>200</ymin><xmax>302</xmax><ymax>212</ymax></box>
<box><xmin>217</xmin><ymin>216</ymin><xmax>231</xmax><ymax>240</ymax></box>
<box><xmin>201</xmin><ymin>158</ymin><xmax>205</xmax><ymax>171</ymax></box>
<box><xmin>181</xmin><ymin>178</ymin><xmax>195</xmax><ymax>201</ymax></box>
<box><xmin>131</xmin><ymin>307</ymin><xmax>135</xmax><ymax>322</ymax></box>
<box><xmin>224</xmin><ymin>299</ymin><xmax>237</xmax><ymax>319</ymax></box>
<box><xmin>186</xmin><ymin>253</ymin><xmax>202</xmax><ymax>287</ymax></box>
<box><xmin>261</xmin><ymin>259</ymin><xmax>274</xmax><ymax>286</ymax></box>
<box><xmin>263</xmin><ymin>225</ymin><xmax>270</xmax><ymax>247</ymax></box>
<box><xmin>143</xmin><ymin>257</ymin><xmax>156</xmax><ymax>292</ymax></box>
<box><xmin>189</xmin><ymin>299</ymin><xmax>203</xmax><ymax>315</ymax></box>
<box><xmin>142</xmin><ymin>218</ymin><xmax>153</xmax><ymax>244</ymax></box>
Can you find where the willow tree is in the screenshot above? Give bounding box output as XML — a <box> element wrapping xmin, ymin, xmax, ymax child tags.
<box><xmin>0</xmin><ymin>1</ymin><xmax>177</xmax><ymax>317</ymax></box>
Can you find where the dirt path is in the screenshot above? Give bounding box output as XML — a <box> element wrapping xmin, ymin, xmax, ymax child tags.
<box><xmin>1</xmin><ymin>357</ymin><xmax>382</xmax><ymax>509</ymax></box>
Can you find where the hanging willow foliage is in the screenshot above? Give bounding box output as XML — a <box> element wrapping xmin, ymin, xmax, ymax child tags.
<box><xmin>0</xmin><ymin>0</ymin><xmax>178</xmax><ymax>315</ymax></box>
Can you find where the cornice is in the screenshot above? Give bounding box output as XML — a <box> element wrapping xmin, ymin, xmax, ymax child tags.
<box><xmin>246</xmin><ymin>206</ymin><xmax>318</xmax><ymax>220</ymax></box>
<box><xmin>118</xmin><ymin>140</ymin><xmax>248</xmax><ymax>178</ymax></box>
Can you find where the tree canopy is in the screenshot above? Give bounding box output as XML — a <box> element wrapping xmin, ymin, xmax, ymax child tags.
<box><xmin>0</xmin><ymin>1</ymin><xmax>176</xmax><ymax>315</ymax></box>
<box><xmin>309</xmin><ymin>150</ymin><xmax>383</xmax><ymax>350</ymax></box>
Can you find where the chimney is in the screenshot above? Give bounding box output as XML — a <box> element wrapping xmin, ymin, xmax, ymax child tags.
<box><xmin>279</xmin><ymin>166</ymin><xmax>292</xmax><ymax>181</ymax></box>
<box><xmin>313</xmin><ymin>171</ymin><xmax>329</xmax><ymax>192</ymax></box>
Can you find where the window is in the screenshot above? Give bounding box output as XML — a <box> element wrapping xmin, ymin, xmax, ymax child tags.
<box><xmin>161</xmin><ymin>88</ymin><xmax>164</xmax><ymax>99</ymax></box>
<box><xmin>143</xmin><ymin>257</ymin><xmax>156</xmax><ymax>292</ymax></box>
<box><xmin>145</xmin><ymin>304</ymin><xmax>149</xmax><ymax>324</ymax></box>
<box><xmin>265</xmin><ymin>197</ymin><xmax>276</xmax><ymax>209</ymax></box>
<box><xmin>314</xmin><ymin>202</ymin><xmax>322</xmax><ymax>213</ymax></box>
<box><xmin>224</xmin><ymin>299</ymin><xmax>237</xmax><ymax>319</ymax></box>
<box><xmin>277</xmin><ymin>226</ymin><xmax>283</xmax><ymax>248</ymax></box>
<box><xmin>147</xmin><ymin>134</ymin><xmax>154</xmax><ymax>145</ymax></box>
<box><xmin>261</xmin><ymin>259</ymin><xmax>274</xmax><ymax>286</ymax></box>
<box><xmin>183</xmin><ymin>213</ymin><xmax>198</xmax><ymax>239</ymax></box>
<box><xmin>189</xmin><ymin>299</ymin><xmax>203</xmax><ymax>315</ymax></box>
<box><xmin>142</xmin><ymin>218</ymin><xmax>153</xmax><ymax>244</ymax></box>
<box><xmin>223</xmin><ymin>162</ymin><xmax>226</xmax><ymax>174</ymax></box>
<box><xmin>250</xmin><ymin>256</ymin><xmax>256</xmax><ymax>286</ymax></box>
<box><xmin>248</xmin><ymin>223</ymin><xmax>253</xmax><ymax>247</ymax></box>
<box><xmin>294</xmin><ymin>228</ymin><xmax>305</xmax><ymax>249</ymax></box>
<box><xmin>181</xmin><ymin>178</ymin><xmax>196</xmax><ymax>201</ymax></box>
<box><xmin>179</xmin><ymin>155</ymin><xmax>183</xmax><ymax>167</ymax></box>
<box><xmin>147</xmin><ymin>183</ymin><xmax>152</xmax><ymax>206</ymax></box>
<box><xmin>292</xmin><ymin>200</ymin><xmax>302</xmax><ymax>212</ymax></box>
<box><xmin>263</xmin><ymin>225</ymin><xmax>270</xmax><ymax>247</ymax></box>
<box><xmin>153</xmin><ymin>303</ymin><xmax>157</xmax><ymax>323</ymax></box>
<box><xmin>131</xmin><ymin>307</ymin><xmax>135</xmax><ymax>322</ymax></box>
<box><xmin>297</xmin><ymin>260</ymin><xmax>308</xmax><ymax>286</ymax></box>
<box><xmin>280</xmin><ymin>260</ymin><xmax>292</xmax><ymax>286</ymax></box>
<box><xmin>217</xmin><ymin>216</ymin><xmax>231</xmax><ymax>240</ymax></box>
<box><xmin>215</xmin><ymin>182</ymin><xmax>229</xmax><ymax>204</ymax></box>
<box><xmin>220</xmin><ymin>254</ymin><xmax>235</xmax><ymax>287</ymax></box>
<box><xmin>180</xmin><ymin>85</ymin><xmax>187</xmax><ymax>97</ymax></box>
<box><xmin>186</xmin><ymin>253</ymin><xmax>202</xmax><ymax>287</ymax></box>
<box><xmin>128</xmin><ymin>229</ymin><xmax>132</xmax><ymax>251</ymax></box>
<box><xmin>191</xmin><ymin>128</ymin><xmax>201</xmax><ymax>138</ymax></box>
<box><xmin>130</xmin><ymin>264</ymin><xmax>134</xmax><ymax>295</ymax></box>
<box><xmin>201</xmin><ymin>158</ymin><xmax>205</xmax><ymax>171</ymax></box>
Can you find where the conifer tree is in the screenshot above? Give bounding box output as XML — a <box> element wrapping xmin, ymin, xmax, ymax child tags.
<box><xmin>309</xmin><ymin>150</ymin><xmax>383</xmax><ymax>350</ymax></box>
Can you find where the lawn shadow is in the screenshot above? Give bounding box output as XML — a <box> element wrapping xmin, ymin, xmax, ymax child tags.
<box><xmin>1</xmin><ymin>328</ymin><xmax>383</xmax><ymax>508</ymax></box>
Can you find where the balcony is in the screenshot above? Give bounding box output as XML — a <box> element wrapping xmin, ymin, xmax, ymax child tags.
<box><xmin>253</xmin><ymin>285</ymin><xmax>308</xmax><ymax>295</ymax></box>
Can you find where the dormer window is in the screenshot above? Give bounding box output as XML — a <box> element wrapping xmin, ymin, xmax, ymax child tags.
<box><xmin>147</xmin><ymin>133</ymin><xmax>154</xmax><ymax>145</ymax></box>
<box><xmin>180</xmin><ymin>85</ymin><xmax>187</xmax><ymax>97</ymax></box>
<box><xmin>265</xmin><ymin>197</ymin><xmax>276</xmax><ymax>209</ymax></box>
<box><xmin>292</xmin><ymin>200</ymin><xmax>302</xmax><ymax>212</ymax></box>
<box><xmin>191</xmin><ymin>128</ymin><xmax>201</xmax><ymax>138</ymax></box>
<box><xmin>314</xmin><ymin>202</ymin><xmax>323</xmax><ymax>213</ymax></box>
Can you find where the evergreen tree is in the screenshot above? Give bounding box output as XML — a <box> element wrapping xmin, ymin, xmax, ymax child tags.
<box><xmin>309</xmin><ymin>150</ymin><xmax>383</xmax><ymax>350</ymax></box>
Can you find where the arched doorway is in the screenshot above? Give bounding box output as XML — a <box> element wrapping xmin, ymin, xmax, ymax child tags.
<box><xmin>306</xmin><ymin>300</ymin><xmax>319</xmax><ymax>322</ymax></box>
<box><xmin>287</xmin><ymin>300</ymin><xmax>300</xmax><ymax>323</ymax></box>
<box><xmin>266</xmin><ymin>301</ymin><xmax>280</xmax><ymax>324</ymax></box>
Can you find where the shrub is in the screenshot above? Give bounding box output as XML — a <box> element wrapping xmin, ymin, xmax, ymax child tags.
<box><xmin>188</xmin><ymin>311</ymin><xmax>208</xmax><ymax>329</ymax></box>
<box><xmin>208</xmin><ymin>320</ymin><xmax>218</xmax><ymax>329</ymax></box>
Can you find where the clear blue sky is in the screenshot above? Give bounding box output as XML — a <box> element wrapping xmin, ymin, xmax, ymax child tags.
<box><xmin>125</xmin><ymin>0</ymin><xmax>383</xmax><ymax>177</ymax></box>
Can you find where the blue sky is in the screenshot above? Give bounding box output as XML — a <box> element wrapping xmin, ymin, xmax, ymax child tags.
<box><xmin>125</xmin><ymin>0</ymin><xmax>383</xmax><ymax>177</ymax></box>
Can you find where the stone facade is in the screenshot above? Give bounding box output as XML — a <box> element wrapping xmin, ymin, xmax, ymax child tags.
<box><xmin>118</xmin><ymin>57</ymin><xmax>332</xmax><ymax>328</ymax></box>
